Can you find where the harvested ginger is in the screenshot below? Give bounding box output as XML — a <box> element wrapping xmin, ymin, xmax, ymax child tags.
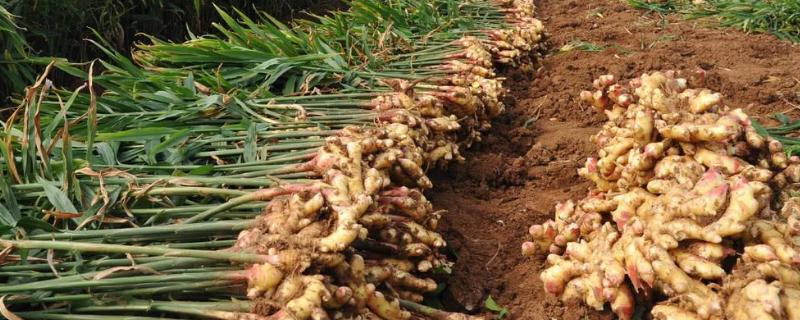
<box><xmin>525</xmin><ymin>71</ymin><xmax>800</xmax><ymax>319</ymax></box>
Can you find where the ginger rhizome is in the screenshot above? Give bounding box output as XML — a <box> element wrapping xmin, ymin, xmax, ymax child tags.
<box><xmin>228</xmin><ymin>1</ymin><xmax>546</xmax><ymax>318</ymax></box>
<box><xmin>524</xmin><ymin>71</ymin><xmax>800</xmax><ymax>319</ymax></box>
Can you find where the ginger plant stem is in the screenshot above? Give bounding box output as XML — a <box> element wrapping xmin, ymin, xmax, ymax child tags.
<box><xmin>0</xmin><ymin>239</ymin><xmax>271</xmax><ymax>264</ymax></box>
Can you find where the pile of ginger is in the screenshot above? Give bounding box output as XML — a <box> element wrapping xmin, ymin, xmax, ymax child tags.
<box><xmin>523</xmin><ymin>71</ymin><xmax>800</xmax><ymax>320</ymax></box>
<box><xmin>228</xmin><ymin>1</ymin><xmax>546</xmax><ymax>319</ymax></box>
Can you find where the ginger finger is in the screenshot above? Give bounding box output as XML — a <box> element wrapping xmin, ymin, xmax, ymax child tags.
<box><xmin>782</xmin><ymin>287</ymin><xmax>800</xmax><ymax>320</ymax></box>
<box><xmin>540</xmin><ymin>254</ymin><xmax>583</xmax><ymax>295</ymax></box>
<box><xmin>654</xmin><ymin>155</ymin><xmax>705</xmax><ymax>185</ymax></box>
<box><xmin>677</xmin><ymin>171</ymin><xmax>728</xmax><ymax>218</ymax></box>
<box><xmin>609</xmin><ymin>284</ymin><xmax>635</xmax><ymax>320</ymax></box>
<box><xmin>389</xmin><ymin>269</ymin><xmax>437</xmax><ymax>293</ymax></box>
<box><xmin>283</xmin><ymin>276</ymin><xmax>331</xmax><ymax>320</ymax></box>
<box><xmin>725</xmin><ymin>279</ymin><xmax>783</xmax><ymax>320</ymax></box>
<box><xmin>624</xmin><ymin>237</ymin><xmax>654</xmax><ymax>292</ymax></box>
<box><xmin>672</xmin><ymin>250</ymin><xmax>726</xmax><ymax>280</ymax></box>
<box><xmin>633</xmin><ymin>109</ymin><xmax>654</xmax><ymax>145</ymax></box>
<box><xmin>703</xmin><ymin>178</ymin><xmax>759</xmax><ymax>238</ymax></box>
<box><xmin>651</xmin><ymin>304</ymin><xmax>703</xmax><ymax>320</ymax></box>
<box><xmin>322</xmin><ymin>285</ymin><xmax>353</xmax><ymax>309</ymax></box>
<box><xmin>366</xmin><ymin>287</ymin><xmax>411</xmax><ymax>320</ymax></box>
<box><xmin>646</xmin><ymin>179</ymin><xmax>678</xmax><ymax>194</ymax></box>
<box><xmin>659</xmin><ymin>218</ymin><xmax>722</xmax><ymax>248</ymax></box>
<box><xmin>750</xmin><ymin>221</ymin><xmax>800</xmax><ymax>265</ymax></box>
<box><xmin>684</xmin><ymin>242</ymin><xmax>733</xmax><ymax>263</ymax></box>
<box><xmin>743</xmin><ymin>244</ymin><xmax>780</xmax><ymax>263</ymax></box>
<box><xmin>649</xmin><ymin>246</ymin><xmax>723</xmax><ymax>318</ymax></box>
<box><xmin>688</xmin><ymin>89</ymin><xmax>721</xmax><ymax>114</ymax></box>
<box><xmin>611</xmin><ymin>188</ymin><xmax>652</xmax><ymax>229</ymax></box>
<box><xmin>693</xmin><ymin>148</ymin><xmax>745</xmax><ymax>175</ymax></box>
<box><xmin>768</xmin><ymin>139</ymin><xmax>789</xmax><ymax>169</ymax></box>
<box><xmin>522</xmin><ymin>220</ymin><xmax>557</xmax><ymax>256</ymax></box>
<box><xmin>580</xmin><ymin>196</ymin><xmax>617</xmax><ymax>213</ymax></box>
<box><xmin>247</xmin><ymin>263</ymin><xmax>285</xmax><ymax>298</ymax></box>
<box><xmin>745</xmin><ymin>126</ymin><xmax>766</xmax><ymax>150</ymax></box>
<box><xmin>316</xmin><ymin>195</ymin><xmax>372</xmax><ymax>253</ymax></box>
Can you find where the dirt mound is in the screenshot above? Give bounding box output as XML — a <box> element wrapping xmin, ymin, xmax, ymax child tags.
<box><xmin>430</xmin><ymin>0</ymin><xmax>800</xmax><ymax>318</ymax></box>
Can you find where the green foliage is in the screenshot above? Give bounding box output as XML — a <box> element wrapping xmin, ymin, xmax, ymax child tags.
<box><xmin>0</xmin><ymin>0</ymin><xmax>337</xmax><ymax>101</ymax></box>
<box><xmin>559</xmin><ymin>39</ymin><xmax>606</xmax><ymax>53</ymax></box>
<box><xmin>627</xmin><ymin>0</ymin><xmax>800</xmax><ymax>43</ymax></box>
<box><xmin>753</xmin><ymin>113</ymin><xmax>800</xmax><ymax>156</ymax></box>
<box><xmin>0</xmin><ymin>5</ymin><xmax>35</xmax><ymax>101</ymax></box>
<box><xmin>626</xmin><ymin>0</ymin><xmax>686</xmax><ymax>14</ymax></box>
<box><xmin>687</xmin><ymin>0</ymin><xmax>800</xmax><ymax>43</ymax></box>
<box><xmin>484</xmin><ymin>295</ymin><xmax>509</xmax><ymax>319</ymax></box>
<box><xmin>0</xmin><ymin>0</ymin><xmax>335</xmax><ymax>60</ymax></box>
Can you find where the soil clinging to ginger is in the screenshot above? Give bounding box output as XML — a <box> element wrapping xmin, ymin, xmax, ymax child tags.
<box><xmin>429</xmin><ymin>0</ymin><xmax>800</xmax><ymax>319</ymax></box>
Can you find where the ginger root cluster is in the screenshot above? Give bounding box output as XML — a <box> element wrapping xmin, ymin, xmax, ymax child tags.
<box><xmin>230</xmin><ymin>1</ymin><xmax>546</xmax><ymax>319</ymax></box>
<box><xmin>524</xmin><ymin>71</ymin><xmax>800</xmax><ymax>320</ymax></box>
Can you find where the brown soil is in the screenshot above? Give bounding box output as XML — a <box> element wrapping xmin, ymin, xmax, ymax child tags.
<box><xmin>429</xmin><ymin>0</ymin><xmax>800</xmax><ymax>319</ymax></box>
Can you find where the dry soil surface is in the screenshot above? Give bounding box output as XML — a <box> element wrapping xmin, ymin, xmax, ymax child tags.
<box><xmin>430</xmin><ymin>0</ymin><xmax>800</xmax><ymax>319</ymax></box>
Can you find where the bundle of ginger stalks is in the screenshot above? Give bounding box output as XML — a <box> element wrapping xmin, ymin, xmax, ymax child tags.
<box><xmin>0</xmin><ymin>0</ymin><xmax>545</xmax><ymax>319</ymax></box>
<box><xmin>523</xmin><ymin>70</ymin><xmax>800</xmax><ymax>320</ymax></box>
